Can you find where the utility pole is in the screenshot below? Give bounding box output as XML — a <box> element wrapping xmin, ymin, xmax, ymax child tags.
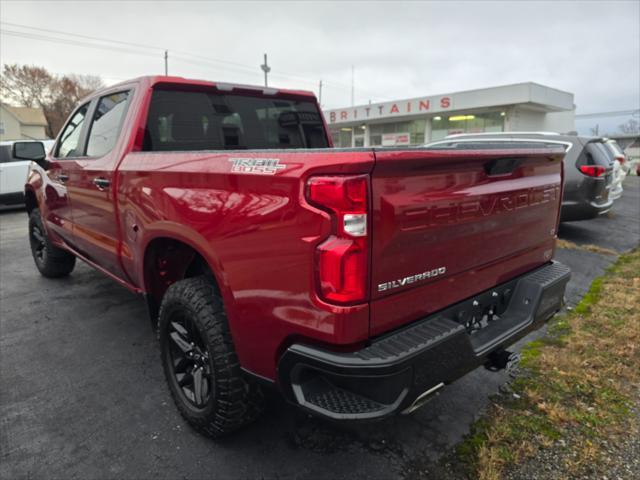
<box><xmin>164</xmin><ymin>50</ymin><xmax>168</xmax><ymax>75</ymax></box>
<box><xmin>318</xmin><ymin>80</ymin><xmax>323</xmax><ymax>106</ymax></box>
<box><xmin>351</xmin><ymin>65</ymin><xmax>355</xmax><ymax>106</ymax></box>
<box><xmin>260</xmin><ymin>53</ymin><xmax>271</xmax><ymax>87</ymax></box>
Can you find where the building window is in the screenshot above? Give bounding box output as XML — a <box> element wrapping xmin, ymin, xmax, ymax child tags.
<box><xmin>329</xmin><ymin>127</ymin><xmax>353</xmax><ymax>148</ymax></box>
<box><xmin>369</xmin><ymin>124</ymin><xmax>383</xmax><ymax>146</ymax></box>
<box><xmin>431</xmin><ymin>111</ymin><xmax>504</xmax><ymax>141</ymax></box>
<box><xmin>409</xmin><ymin>119</ymin><xmax>426</xmax><ymax>144</ymax></box>
<box><xmin>369</xmin><ymin>119</ymin><xmax>425</xmax><ymax>146</ymax></box>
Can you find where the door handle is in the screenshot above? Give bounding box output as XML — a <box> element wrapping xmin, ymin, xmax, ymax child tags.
<box><xmin>56</xmin><ymin>173</ymin><xmax>69</xmax><ymax>183</ymax></box>
<box><xmin>93</xmin><ymin>177</ymin><xmax>111</xmax><ymax>190</ymax></box>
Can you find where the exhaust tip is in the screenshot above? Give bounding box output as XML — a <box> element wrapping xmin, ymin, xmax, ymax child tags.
<box><xmin>401</xmin><ymin>382</ymin><xmax>445</xmax><ymax>415</ymax></box>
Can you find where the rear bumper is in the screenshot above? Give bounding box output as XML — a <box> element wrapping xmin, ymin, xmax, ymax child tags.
<box><xmin>277</xmin><ymin>261</ymin><xmax>571</xmax><ymax>420</ymax></box>
<box><xmin>609</xmin><ymin>183</ymin><xmax>623</xmax><ymax>201</ymax></box>
<box><xmin>561</xmin><ymin>198</ymin><xmax>613</xmax><ymax>222</ymax></box>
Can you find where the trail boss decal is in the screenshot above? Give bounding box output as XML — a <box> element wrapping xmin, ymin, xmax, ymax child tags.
<box><xmin>378</xmin><ymin>267</ymin><xmax>447</xmax><ymax>292</ymax></box>
<box><xmin>229</xmin><ymin>158</ymin><xmax>286</xmax><ymax>175</ymax></box>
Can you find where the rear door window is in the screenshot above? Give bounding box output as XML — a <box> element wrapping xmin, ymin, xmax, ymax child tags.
<box><xmin>86</xmin><ymin>91</ymin><xmax>130</xmax><ymax>157</ymax></box>
<box><xmin>143</xmin><ymin>89</ymin><xmax>328</xmax><ymax>151</ymax></box>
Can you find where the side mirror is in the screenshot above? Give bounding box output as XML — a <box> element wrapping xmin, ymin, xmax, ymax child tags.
<box><xmin>12</xmin><ymin>141</ymin><xmax>50</xmax><ymax>170</ymax></box>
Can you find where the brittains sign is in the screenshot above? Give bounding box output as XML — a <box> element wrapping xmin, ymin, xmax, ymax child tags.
<box><xmin>327</xmin><ymin>95</ymin><xmax>453</xmax><ymax>124</ymax></box>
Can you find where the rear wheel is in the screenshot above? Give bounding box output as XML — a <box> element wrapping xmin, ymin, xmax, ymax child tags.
<box><xmin>29</xmin><ymin>209</ymin><xmax>76</xmax><ymax>278</ymax></box>
<box><xmin>158</xmin><ymin>275</ymin><xmax>263</xmax><ymax>438</ymax></box>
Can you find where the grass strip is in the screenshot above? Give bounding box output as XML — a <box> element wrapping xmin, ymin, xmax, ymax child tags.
<box><xmin>456</xmin><ymin>248</ymin><xmax>640</xmax><ymax>479</ymax></box>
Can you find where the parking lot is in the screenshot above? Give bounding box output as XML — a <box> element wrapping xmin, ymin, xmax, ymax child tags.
<box><xmin>1</xmin><ymin>176</ymin><xmax>638</xmax><ymax>480</ymax></box>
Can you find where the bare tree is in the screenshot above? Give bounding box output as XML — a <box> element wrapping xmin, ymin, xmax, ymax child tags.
<box><xmin>69</xmin><ymin>74</ymin><xmax>104</xmax><ymax>95</ymax></box>
<box><xmin>45</xmin><ymin>75</ymin><xmax>104</xmax><ymax>135</ymax></box>
<box><xmin>0</xmin><ymin>64</ymin><xmax>54</xmax><ymax>108</ymax></box>
<box><xmin>618</xmin><ymin>119</ymin><xmax>639</xmax><ymax>135</ymax></box>
<box><xmin>0</xmin><ymin>64</ymin><xmax>104</xmax><ymax>137</ymax></box>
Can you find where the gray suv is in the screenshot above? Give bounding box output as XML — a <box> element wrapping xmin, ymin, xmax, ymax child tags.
<box><xmin>436</xmin><ymin>133</ymin><xmax>614</xmax><ymax>222</ymax></box>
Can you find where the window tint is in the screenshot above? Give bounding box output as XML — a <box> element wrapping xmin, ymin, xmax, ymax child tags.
<box><xmin>606</xmin><ymin>141</ymin><xmax>624</xmax><ymax>157</ymax></box>
<box><xmin>57</xmin><ymin>104</ymin><xmax>89</xmax><ymax>158</ymax></box>
<box><xmin>580</xmin><ymin>142</ymin><xmax>613</xmax><ymax>167</ymax></box>
<box><xmin>143</xmin><ymin>89</ymin><xmax>328</xmax><ymax>151</ymax></box>
<box><xmin>87</xmin><ymin>91</ymin><xmax>130</xmax><ymax>157</ymax></box>
<box><xmin>0</xmin><ymin>145</ymin><xmax>13</xmax><ymax>163</ymax></box>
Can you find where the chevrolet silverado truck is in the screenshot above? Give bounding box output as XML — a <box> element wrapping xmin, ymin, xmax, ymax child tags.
<box><xmin>17</xmin><ymin>76</ymin><xmax>570</xmax><ymax>437</ymax></box>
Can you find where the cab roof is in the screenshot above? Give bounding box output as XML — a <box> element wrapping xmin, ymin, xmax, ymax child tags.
<box><xmin>92</xmin><ymin>75</ymin><xmax>317</xmax><ymax>101</ymax></box>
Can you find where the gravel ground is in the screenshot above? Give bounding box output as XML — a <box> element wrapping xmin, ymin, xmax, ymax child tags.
<box><xmin>503</xmin><ymin>402</ymin><xmax>640</xmax><ymax>480</ymax></box>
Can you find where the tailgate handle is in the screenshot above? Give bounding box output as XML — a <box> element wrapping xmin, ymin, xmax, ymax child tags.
<box><xmin>484</xmin><ymin>158</ymin><xmax>523</xmax><ymax>176</ymax></box>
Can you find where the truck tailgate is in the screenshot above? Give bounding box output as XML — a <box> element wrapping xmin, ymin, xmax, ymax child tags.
<box><xmin>369</xmin><ymin>145</ymin><xmax>565</xmax><ymax>335</ymax></box>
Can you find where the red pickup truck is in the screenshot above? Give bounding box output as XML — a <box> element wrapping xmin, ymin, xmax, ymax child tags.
<box><xmin>17</xmin><ymin>76</ymin><xmax>570</xmax><ymax>437</ymax></box>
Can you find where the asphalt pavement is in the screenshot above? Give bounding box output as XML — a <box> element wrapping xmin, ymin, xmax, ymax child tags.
<box><xmin>1</xmin><ymin>177</ymin><xmax>638</xmax><ymax>480</ymax></box>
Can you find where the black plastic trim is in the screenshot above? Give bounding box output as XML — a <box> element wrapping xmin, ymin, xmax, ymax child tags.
<box><xmin>277</xmin><ymin>261</ymin><xmax>571</xmax><ymax>420</ymax></box>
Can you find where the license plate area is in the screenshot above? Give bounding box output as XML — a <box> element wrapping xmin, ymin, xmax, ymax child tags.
<box><xmin>451</xmin><ymin>279</ymin><xmax>519</xmax><ymax>336</ymax></box>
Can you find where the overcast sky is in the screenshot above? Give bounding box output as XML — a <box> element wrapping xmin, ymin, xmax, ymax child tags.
<box><xmin>1</xmin><ymin>1</ymin><xmax>639</xmax><ymax>113</ymax></box>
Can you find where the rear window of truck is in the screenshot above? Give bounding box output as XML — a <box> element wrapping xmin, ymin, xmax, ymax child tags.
<box><xmin>143</xmin><ymin>89</ymin><xmax>329</xmax><ymax>151</ymax></box>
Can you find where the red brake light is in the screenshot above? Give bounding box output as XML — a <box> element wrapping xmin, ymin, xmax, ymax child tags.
<box><xmin>579</xmin><ymin>165</ymin><xmax>606</xmax><ymax>177</ymax></box>
<box><xmin>307</xmin><ymin>175</ymin><xmax>369</xmax><ymax>304</ymax></box>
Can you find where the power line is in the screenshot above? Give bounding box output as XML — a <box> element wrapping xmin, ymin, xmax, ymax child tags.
<box><xmin>0</xmin><ymin>21</ymin><xmax>165</xmax><ymax>52</ymax></box>
<box><xmin>0</xmin><ymin>30</ymin><xmax>160</xmax><ymax>58</ymax></box>
<box><xmin>0</xmin><ymin>21</ymin><xmax>392</xmax><ymax>102</ymax></box>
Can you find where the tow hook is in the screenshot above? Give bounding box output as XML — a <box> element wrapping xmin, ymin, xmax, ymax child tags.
<box><xmin>485</xmin><ymin>348</ymin><xmax>520</xmax><ymax>373</ymax></box>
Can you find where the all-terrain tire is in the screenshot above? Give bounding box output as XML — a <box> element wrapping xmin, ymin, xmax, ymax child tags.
<box><xmin>158</xmin><ymin>275</ymin><xmax>264</xmax><ymax>438</ymax></box>
<box><xmin>29</xmin><ymin>208</ymin><xmax>76</xmax><ymax>278</ymax></box>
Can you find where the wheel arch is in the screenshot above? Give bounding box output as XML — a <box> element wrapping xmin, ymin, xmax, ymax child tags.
<box><xmin>140</xmin><ymin>230</ymin><xmax>227</xmax><ymax>327</ymax></box>
<box><xmin>24</xmin><ymin>186</ymin><xmax>38</xmax><ymax>216</ymax></box>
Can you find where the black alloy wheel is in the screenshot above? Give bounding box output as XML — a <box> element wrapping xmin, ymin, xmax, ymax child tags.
<box><xmin>30</xmin><ymin>221</ymin><xmax>47</xmax><ymax>265</ymax></box>
<box><xmin>158</xmin><ymin>275</ymin><xmax>264</xmax><ymax>438</ymax></box>
<box><xmin>165</xmin><ymin>313</ymin><xmax>213</xmax><ymax>409</ymax></box>
<box><xmin>28</xmin><ymin>208</ymin><xmax>75</xmax><ymax>277</ymax></box>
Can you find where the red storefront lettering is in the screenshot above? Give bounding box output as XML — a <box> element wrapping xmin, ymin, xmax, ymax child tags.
<box><xmin>340</xmin><ymin>111</ymin><xmax>348</xmax><ymax>120</ymax></box>
<box><xmin>440</xmin><ymin>97</ymin><xmax>451</xmax><ymax>108</ymax></box>
<box><xmin>419</xmin><ymin>100</ymin><xmax>430</xmax><ymax>111</ymax></box>
<box><xmin>330</xmin><ymin>112</ymin><xmax>336</xmax><ymax>122</ymax></box>
<box><xmin>407</xmin><ymin>102</ymin><xmax>412</xmax><ymax>113</ymax></box>
<box><xmin>390</xmin><ymin>104</ymin><xmax>400</xmax><ymax>114</ymax></box>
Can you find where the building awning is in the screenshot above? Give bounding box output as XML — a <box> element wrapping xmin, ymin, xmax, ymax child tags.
<box><xmin>324</xmin><ymin>82</ymin><xmax>574</xmax><ymax>126</ymax></box>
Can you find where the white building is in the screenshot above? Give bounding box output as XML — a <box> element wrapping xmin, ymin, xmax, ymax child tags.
<box><xmin>324</xmin><ymin>82</ymin><xmax>575</xmax><ymax>147</ymax></box>
<box><xmin>0</xmin><ymin>103</ymin><xmax>49</xmax><ymax>141</ymax></box>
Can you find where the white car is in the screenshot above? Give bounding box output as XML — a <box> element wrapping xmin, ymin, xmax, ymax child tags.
<box><xmin>0</xmin><ymin>139</ymin><xmax>53</xmax><ymax>206</ymax></box>
<box><xmin>603</xmin><ymin>139</ymin><xmax>627</xmax><ymax>201</ymax></box>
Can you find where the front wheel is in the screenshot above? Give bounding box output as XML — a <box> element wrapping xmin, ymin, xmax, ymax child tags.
<box><xmin>29</xmin><ymin>209</ymin><xmax>76</xmax><ymax>278</ymax></box>
<box><xmin>158</xmin><ymin>275</ymin><xmax>263</xmax><ymax>438</ymax></box>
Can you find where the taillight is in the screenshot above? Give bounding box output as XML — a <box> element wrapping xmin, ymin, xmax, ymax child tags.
<box><xmin>579</xmin><ymin>165</ymin><xmax>606</xmax><ymax>177</ymax></box>
<box><xmin>307</xmin><ymin>175</ymin><xmax>369</xmax><ymax>304</ymax></box>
